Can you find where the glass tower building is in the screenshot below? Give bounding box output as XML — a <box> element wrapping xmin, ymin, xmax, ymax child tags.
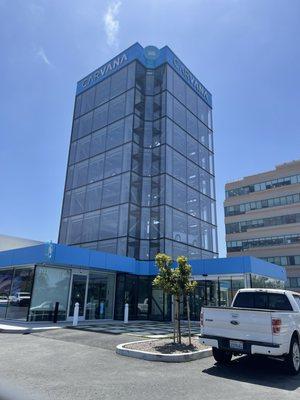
<box><xmin>58</xmin><ymin>43</ymin><xmax>218</xmax><ymax>261</ymax></box>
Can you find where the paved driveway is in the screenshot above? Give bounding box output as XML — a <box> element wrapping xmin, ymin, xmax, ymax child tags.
<box><xmin>0</xmin><ymin>329</ymin><xmax>299</xmax><ymax>400</ymax></box>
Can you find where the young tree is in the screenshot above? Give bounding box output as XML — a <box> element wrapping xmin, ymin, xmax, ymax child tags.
<box><xmin>153</xmin><ymin>253</ymin><xmax>177</xmax><ymax>343</ymax></box>
<box><xmin>153</xmin><ymin>253</ymin><xmax>197</xmax><ymax>344</ymax></box>
<box><xmin>177</xmin><ymin>256</ymin><xmax>197</xmax><ymax>345</ymax></box>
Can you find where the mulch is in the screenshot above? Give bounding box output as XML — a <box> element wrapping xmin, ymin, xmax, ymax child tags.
<box><xmin>124</xmin><ymin>336</ymin><xmax>208</xmax><ymax>354</ymax></box>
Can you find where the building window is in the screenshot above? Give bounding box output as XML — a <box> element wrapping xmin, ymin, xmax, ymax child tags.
<box><xmin>29</xmin><ymin>266</ymin><xmax>71</xmax><ymax>322</ymax></box>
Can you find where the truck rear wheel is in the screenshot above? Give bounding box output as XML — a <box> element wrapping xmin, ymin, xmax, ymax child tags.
<box><xmin>285</xmin><ymin>336</ymin><xmax>300</xmax><ymax>375</ymax></box>
<box><xmin>212</xmin><ymin>347</ymin><xmax>232</xmax><ymax>364</ymax></box>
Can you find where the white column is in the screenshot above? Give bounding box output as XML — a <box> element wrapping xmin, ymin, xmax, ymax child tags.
<box><xmin>73</xmin><ymin>302</ymin><xmax>79</xmax><ymax>326</ymax></box>
<box><xmin>124</xmin><ymin>303</ymin><xmax>129</xmax><ymax>323</ymax></box>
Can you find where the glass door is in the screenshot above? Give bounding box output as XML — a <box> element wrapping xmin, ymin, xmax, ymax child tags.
<box><xmin>68</xmin><ymin>273</ymin><xmax>88</xmax><ymax>320</ymax></box>
<box><xmin>85</xmin><ymin>272</ymin><xmax>116</xmax><ymax>320</ymax></box>
<box><xmin>86</xmin><ymin>274</ymin><xmax>107</xmax><ymax>320</ymax></box>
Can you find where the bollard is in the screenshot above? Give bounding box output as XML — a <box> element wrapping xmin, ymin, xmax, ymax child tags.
<box><xmin>53</xmin><ymin>301</ymin><xmax>59</xmax><ymax>323</ymax></box>
<box><xmin>100</xmin><ymin>301</ymin><xmax>105</xmax><ymax>318</ymax></box>
<box><xmin>124</xmin><ymin>303</ymin><xmax>129</xmax><ymax>324</ymax></box>
<box><xmin>73</xmin><ymin>302</ymin><xmax>79</xmax><ymax>326</ymax></box>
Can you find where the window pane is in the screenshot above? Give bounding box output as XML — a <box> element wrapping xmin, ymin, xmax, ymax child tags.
<box><xmin>173</xmin><ymin>124</ymin><xmax>186</xmax><ymax>155</ymax></box>
<box><xmin>95</xmin><ymin>78</ymin><xmax>110</xmax><ymax>107</ymax></box>
<box><xmin>108</xmin><ymin>94</ymin><xmax>126</xmax><ymax>124</ymax></box>
<box><xmin>70</xmin><ymin>187</ymin><xmax>86</xmax><ymax>215</ymax></box>
<box><xmin>104</xmin><ymin>148</ymin><xmax>123</xmax><ymax>178</ymax></box>
<box><xmin>173</xmin><ymin>180</ymin><xmax>187</xmax><ymax>212</ymax></box>
<box><xmin>173</xmin><ymin>210</ymin><xmax>187</xmax><ymax>243</ymax></box>
<box><xmin>82</xmin><ymin>211</ymin><xmax>100</xmax><ymax>242</ymax></box>
<box><xmin>29</xmin><ymin>266</ymin><xmax>71</xmax><ymax>322</ymax></box>
<box><xmin>80</xmin><ymin>87</ymin><xmax>95</xmax><ymax>114</ymax></box>
<box><xmin>102</xmin><ymin>176</ymin><xmax>121</xmax><ymax>208</ymax></box>
<box><xmin>88</xmin><ymin>155</ymin><xmax>104</xmax><ymax>184</ymax></box>
<box><xmin>97</xmin><ymin>239</ymin><xmax>118</xmax><ymax>254</ymax></box>
<box><xmin>173</xmin><ymin>72</ymin><xmax>186</xmax><ymax>104</ymax></box>
<box><xmin>90</xmin><ymin>128</ymin><xmax>106</xmax><ymax>157</ymax></box>
<box><xmin>106</xmin><ymin>119</ymin><xmax>124</xmax><ymax>150</ymax></box>
<box><xmin>110</xmin><ymin>67</ymin><xmax>127</xmax><ymax>98</ymax></box>
<box><xmin>173</xmin><ymin>98</ymin><xmax>186</xmax><ymax>130</ymax></box>
<box><xmin>187</xmin><ymin>135</ymin><xmax>198</xmax><ymax>164</ymax></box>
<box><xmin>187</xmin><ymin>161</ymin><xmax>198</xmax><ymax>189</ymax></box>
<box><xmin>173</xmin><ymin>151</ymin><xmax>186</xmax><ymax>182</ymax></box>
<box><xmin>78</xmin><ymin>112</ymin><xmax>93</xmax><ymax>138</ymax></box>
<box><xmin>6</xmin><ymin>268</ymin><xmax>34</xmax><ymax>321</ymax></box>
<box><xmin>75</xmin><ymin>136</ymin><xmax>91</xmax><ymax>162</ymax></box>
<box><xmin>67</xmin><ymin>215</ymin><xmax>83</xmax><ymax>244</ymax></box>
<box><xmin>187</xmin><ymin>111</ymin><xmax>198</xmax><ymax>138</ymax></box>
<box><xmin>99</xmin><ymin>207</ymin><xmax>119</xmax><ymax>239</ymax></box>
<box><xmin>85</xmin><ymin>182</ymin><xmax>102</xmax><ymax>211</ymax></box>
<box><xmin>93</xmin><ymin>103</ymin><xmax>108</xmax><ymax>131</ymax></box>
<box><xmin>0</xmin><ymin>270</ymin><xmax>13</xmax><ymax>318</ymax></box>
<box><xmin>73</xmin><ymin>161</ymin><xmax>88</xmax><ymax>188</ymax></box>
<box><xmin>187</xmin><ymin>188</ymin><xmax>200</xmax><ymax>218</ymax></box>
<box><xmin>188</xmin><ymin>216</ymin><xmax>200</xmax><ymax>247</ymax></box>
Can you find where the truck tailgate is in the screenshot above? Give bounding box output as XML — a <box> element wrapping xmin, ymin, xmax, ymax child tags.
<box><xmin>202</xmin><ymin>307</ymin><xmax>274</xmax><ymax>343</ymax></box>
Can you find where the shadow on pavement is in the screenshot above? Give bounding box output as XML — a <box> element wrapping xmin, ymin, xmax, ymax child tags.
<box><xmin>202</xmin><ymin>355</ymin><xmax>300</xmax><ymax>391</ymax></box>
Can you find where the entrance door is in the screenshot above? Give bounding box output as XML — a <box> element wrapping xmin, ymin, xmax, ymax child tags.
<box><xmin>68</xmin><ymin>273</ymin><xmax>88</xmax><ymax>320</ymax></box>
<box><xmin>86</xmin><ymin>275</ymin><xmax>108</xmax><ymax>320</ymax></box>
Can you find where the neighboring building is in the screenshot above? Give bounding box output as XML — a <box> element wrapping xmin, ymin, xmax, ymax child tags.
<box><xmin>0</xmin><ymin>234</ymin><xmax>42</xmax><ymax>251</ymax></box>
<box><xmin>0</xmin><ymin>243</ymin><xmax>286</xmax><ymax>322</ymax></box>
<box><xmin>225</xmin><ymin>160</ymin><xmax>300</xmax><ymax>291</ymax></box>
<box><xmin>58</xmin><ymin>43</ymin><xmax>218</xmax><ymax>262</ymax></box>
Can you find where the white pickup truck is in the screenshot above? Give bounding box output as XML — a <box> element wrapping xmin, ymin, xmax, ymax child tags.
<box><xmin>200</xmin><ymin>288</ymin><xmax>300</xmax><ymax>374</ymax></box>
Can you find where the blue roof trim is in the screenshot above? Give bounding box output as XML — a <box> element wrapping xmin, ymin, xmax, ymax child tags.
<box><xmin>0</xmin><ymin>243</ymin><xmax>286</xmax><ymax>281</ymax></box>
<box><xmin>76</xmin><ymin>42</ymin><xmax>212</xmax><ymax>107</ymax></box>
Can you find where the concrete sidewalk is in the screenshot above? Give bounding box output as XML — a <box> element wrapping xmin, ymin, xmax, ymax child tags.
<box><xmin>0</xmin><ymin>319</ymin><xmax>200</xmax><ymax>336</ymax></box>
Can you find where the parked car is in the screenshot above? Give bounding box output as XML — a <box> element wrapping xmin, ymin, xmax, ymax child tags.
<box><xmin>138</xmin><ymin>298</ymin><xmax>148</xmax><ymax>314</ymax></box>
<box><xmin>200</xmin><ymin>288</ymin><xmax>300</xmax><ymax>374</ymax></box>
<box><xmin>30</xmin><ymin>301</ymin><xmax>57</xmax><ymax>311</ymax></box>
<box><xmin>0</xmin><ymin>294</ymin><xmax>8</xmax><ymax>307</ymax></box>
<box><xmin>9</xmin><ymin>292</ymin><xmax>31</xmax><ymax>305</ymax></box>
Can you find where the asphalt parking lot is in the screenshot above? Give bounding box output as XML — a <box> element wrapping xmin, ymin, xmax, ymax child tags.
<box><xmin>0</xmin><ymin>328</ymin><xmax>299</xmax><ymax>400</ymax></box>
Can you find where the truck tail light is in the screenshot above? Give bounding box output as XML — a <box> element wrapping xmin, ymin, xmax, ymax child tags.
<box><xmin>200</xmin><ymin>310</ymin><xmax>204</xmax><ymax>327</ymax></box>
<box><xmin>272</xmin><ymin>318</ymin><xmax>282</xmax><ymax>334</ymax></box>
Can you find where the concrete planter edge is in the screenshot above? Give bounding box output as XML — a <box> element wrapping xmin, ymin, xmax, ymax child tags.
<box><xmin>116</xmin><ymin>339</ymin><xmax>212</xmax><ymax>363</ymax></box>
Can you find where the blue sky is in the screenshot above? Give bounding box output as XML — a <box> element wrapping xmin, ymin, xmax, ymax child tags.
<box><xmin>0</xmin><ymin>0</ymin><xmax>300</xmax><ymax>256</ymax></box>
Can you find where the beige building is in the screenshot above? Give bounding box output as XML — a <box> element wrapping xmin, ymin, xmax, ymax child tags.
<box><xmin>224</xmin><ymin>160</ymin><xmax>300</xmax><ymax>291</ymax></box>
<box><xmin>0</xmin><ymin>234</ymin><xmax>42</xmax><ymax>251</ymax></box>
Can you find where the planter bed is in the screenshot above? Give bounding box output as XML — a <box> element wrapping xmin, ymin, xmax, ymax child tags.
<box><xmin>116</xmin><ymin>337</ymin><xmax>212</xmax><ymax>362</ymax></box>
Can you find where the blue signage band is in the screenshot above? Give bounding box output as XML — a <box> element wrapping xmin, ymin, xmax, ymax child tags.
<box><xmin>76</xmin><ymin>42</ymin><xmax>212</xmax><ymax>107</ymax></box>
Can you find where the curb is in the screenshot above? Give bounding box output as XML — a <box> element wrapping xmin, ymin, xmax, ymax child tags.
<box><xmin>116</xmin><ymin>339</ymin><xmax>212</xmax><ymax>363</ymax></box>
<box><xmin>0</xmin><ymin>328</ymin><xmax>32</xmax><ymax>334</ymax></box>
<box><xmin>0</xmin><ymin>326</ymin><xmax>63</xmax><ymax>334</ymax></box>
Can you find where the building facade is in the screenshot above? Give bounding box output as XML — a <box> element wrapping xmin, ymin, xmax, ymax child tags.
<box><xmin>225</xmin><ymin>160</ymin><xmax>300</xmax><ymax>291</ymax></box>
<box><xmin>58</xmin><ymin>43</ymin><xmax>218</xmax><ymax>262</ymax></box>
<box><xmin>0</xmin><ymin>243</ymin><xmax>286</xmax><ymax>322</ymax></box>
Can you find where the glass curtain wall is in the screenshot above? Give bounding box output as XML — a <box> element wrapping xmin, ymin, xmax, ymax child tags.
<box><xmin>127</xmin><ymin>62</ymin><xmax>167</xmax><ymax>260</ymax></box>
<box><xmin>163</xmin><ymin>65</ymin><xmax>217</xmax><ymax>260</ymax></box>
<box><xmin>59</xmin><ymin>61</ymin><xmax>136</xmax><ymax>255</ymax></box>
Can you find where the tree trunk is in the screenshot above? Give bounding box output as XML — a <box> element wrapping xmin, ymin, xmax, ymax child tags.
<box><xmin>175</xmin><ymin>298</ymin><xmax>178</xmax><ymax>343</ymax></box>
<box><xmin>186</xmin><ymin>295</ymin><xmax>192</xmax><ymax>345</ymax></box>
<box><xmin>172</xmin><ymin>296</ymin><xmax>176</xmax><ymax>343</ymax></box>
<box><xmin>176</xmin><ymin>296</ymin><xmax>181</xmax><ymax>344</ymax></box>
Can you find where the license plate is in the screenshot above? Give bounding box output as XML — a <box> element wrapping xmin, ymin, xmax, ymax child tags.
<box><xmin>229</xmin><ymin>340</ymin><xmax>243</xmax><ymax>350</ymax></box>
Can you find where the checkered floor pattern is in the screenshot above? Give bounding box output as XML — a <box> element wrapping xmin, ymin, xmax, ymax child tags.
<box><xmin>69</xmin><ymin>321</ymin><xmax>200</xmax><ymax>336</ymax></box>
